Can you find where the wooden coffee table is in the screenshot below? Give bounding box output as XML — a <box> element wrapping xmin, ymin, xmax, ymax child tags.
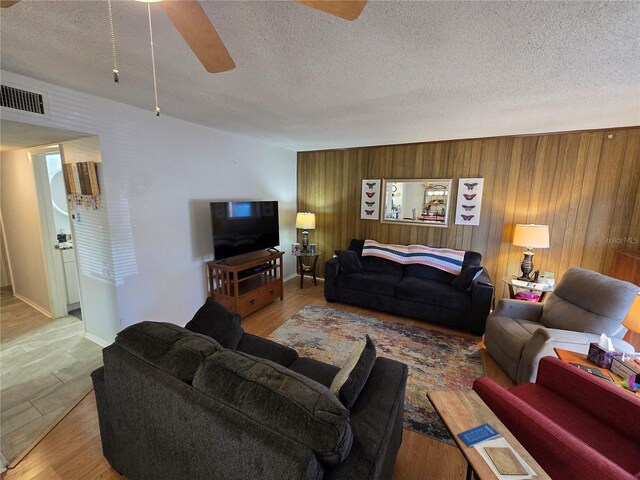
<box><xmin>428</xmin><ymin>390</ymin><xmax>550</xmax><ymax>480</ymax></box>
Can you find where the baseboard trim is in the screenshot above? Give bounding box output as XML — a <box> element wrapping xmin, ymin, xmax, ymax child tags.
<box><xmin>84</xmin><ymin>332</ymin><xmax>110</xmax><ymax>348</ymax></box>
<box><xmin>13</xmin><ymin>293</ymin><xmax>52</xmax><ymax>318</ymax></box>
<box><xmin>284</xmin><ymin>274</ymin><xmax>325</xmax><ymax>283</ymax></box>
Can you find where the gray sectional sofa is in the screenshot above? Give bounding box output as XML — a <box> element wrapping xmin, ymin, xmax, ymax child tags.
<box><xmin>91</xmin><ymin>321</ymin><xmax>408</xmax><ymax>480</ymax></box>
<box><xmin>325</xmin><ymin>239</ymin><xmax>494</xmax><ymax>335</ymax></box>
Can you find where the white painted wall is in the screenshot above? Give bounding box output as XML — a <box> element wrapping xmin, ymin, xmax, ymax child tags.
<box><xmin>59</xmin><ymin>137</ymin><xmax>121</xmax><ymax>345</ymax></box>
<box><xmin>0</xmin><ymin>148</ymin><xmax>52</xmax><ymax>313</ymax></box>
<box><xmin>0</xmin><ymin>223</ymin><xmax>11</xmax><ymax>287</ymax></box>
<box><xmin>1</xmin><ymin>70</ymin><xmax>297</xmax><ymax>345</ymax></box>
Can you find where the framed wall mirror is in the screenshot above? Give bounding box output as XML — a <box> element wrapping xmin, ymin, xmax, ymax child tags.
<box><xmin>381</xmin><ymin>178</ymin><xmax>453</xmax><ymax>227</ymax></box>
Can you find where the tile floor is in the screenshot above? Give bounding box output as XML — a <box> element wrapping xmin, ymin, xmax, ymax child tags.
<box><xmin>0</xmin><ymin>288</ymin><xmax>103</xmax><ymax>464</ymax></box>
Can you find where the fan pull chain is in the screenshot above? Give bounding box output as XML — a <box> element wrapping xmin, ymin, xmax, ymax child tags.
<box><xmin>107</xmin><ymin>0</ymin><xmax>119</xmax><ymax>83</ymax></box>
<box><xmin>147</xmin><ymin>3</ymin><xmax>160</xmax><ymax>116</ymax></box>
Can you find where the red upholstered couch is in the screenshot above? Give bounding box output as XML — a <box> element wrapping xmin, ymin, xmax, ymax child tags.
<box><xmin>473</xmin><ymin>356</ymin><xmax>640</xmax><ymax>480</ymax></box>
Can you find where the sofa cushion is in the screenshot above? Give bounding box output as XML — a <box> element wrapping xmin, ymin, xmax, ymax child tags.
<box><xmin>451</xmin><ymin>266</ymin><xmax>484</xmax><ymax>291</ymax></box>
<box><xmin>288</xmin><ymin>357</ymin><xmax>340</xmax><ymax>388</ymax></box>
<box><xmin>403</xmin><ymin>264</ymin><xmax>456</xmax><ymax>283</ymax></box>
<box><xmin>336</xmin><ymin>272</ymin><xmax>400</xmax><ymax>296</ymax></box>
<box><xmin>331</xmin><ymin>335</ymin><xmax>377</xmax><ymax>409</ymax></box>
<box><xmin>115</xmin><ymin>321</ymin><xmax>223</xmax><ymax>383</ymax></box>
<box><xmin>185</xmin><ymin>297</ymin><xmax>244</xmax><ymax>349</ymax></box>
<box><xmin>360</xmin><ymin>255</ymin><xmax>405</xmax><ymax>276</ymax></box>
<box><xmin>192</xmin><ymin>350</ymin><xmax>353</xmax><ymax>466</ymax></box>
<box><xmin>395</xmin><ymin>277</ymin><xmax>471</xmax><ymax>311</ymax></box>
<box><xmin>236</xmin><ymin>332</ymin><xmax>299</xmax><ymax>367</ymax></box>
<box><xmin>335</xmin><ymin>249</ymin><xmax>365</xmax><ymax>274</ymax></box>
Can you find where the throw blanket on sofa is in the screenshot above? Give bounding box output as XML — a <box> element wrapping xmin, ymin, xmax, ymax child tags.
<box><xmin>362</xmin><ymin>240</ymin><xmax>465</xmax><ymax>275</ymax></box>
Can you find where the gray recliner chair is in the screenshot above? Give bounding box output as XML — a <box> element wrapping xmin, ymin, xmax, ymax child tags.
<box><xmin>484</xmin><ymin>267</ymin><xmax>638</xmax><ymax>384</ymax></box>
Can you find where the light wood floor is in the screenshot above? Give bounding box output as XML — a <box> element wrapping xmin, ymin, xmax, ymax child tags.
<box><xmin>3</xmin><ymin>278</ymin><xmax>513</xmax><ymax>479</ymax></box>
<box><xmin>0</xmin><ymin>288</ymin><xmax>103</xmax><ymax>465</ymax></box>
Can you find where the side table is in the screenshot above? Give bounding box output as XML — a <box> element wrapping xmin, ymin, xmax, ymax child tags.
<box><xmin>293</xmin><ymin>252</ymin><xmax>322</xmax><ymax>289</ymax></box>
<box><xmin>553</xmin><ymin>348</ymin><xmax>638</xmax><ymax>397</ymax></box>
<box><xmin>502</xmin><ymin>276</ymin><xmax>554</xmax><ymax>303</ymax></box>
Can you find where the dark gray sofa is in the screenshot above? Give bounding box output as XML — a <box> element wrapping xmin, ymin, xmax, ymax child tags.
<box><xmin>324</xmin><ymin>239</ymin><xmax>494</xmax><ymax>335</ymax></box>
<box><xmin>91</xmin><ymin>321</ymin><xmax>408</xmax><ymax>480</ymax></box>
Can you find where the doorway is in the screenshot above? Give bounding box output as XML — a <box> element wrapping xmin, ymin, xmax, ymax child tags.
<box><xmin>0</xmin><ymin>125</ymin><xmax>112</xmax><ymax>469</ymax></box>
<box><xmin>41</xmin><ymin>148</ymin><xmax>82</xmax><ymax>320</ymax></box>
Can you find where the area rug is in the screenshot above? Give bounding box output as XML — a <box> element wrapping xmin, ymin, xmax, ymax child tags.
<box><xmin>267</xmin><ymin>305</ymin><xmax>484</xmax><ymax>444</ymax></box>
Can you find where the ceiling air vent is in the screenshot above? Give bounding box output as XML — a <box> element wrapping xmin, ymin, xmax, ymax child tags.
<box><xmin>1</xmin><ymin>84</ymin><xmax>46</xmax><ymax>115</ymax></box>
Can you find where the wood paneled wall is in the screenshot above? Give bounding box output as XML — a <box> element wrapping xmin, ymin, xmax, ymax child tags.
<box><xmin>297</xmin><ymin>127</ymin><xmax>640</xmax><ymax>297</ymax></box>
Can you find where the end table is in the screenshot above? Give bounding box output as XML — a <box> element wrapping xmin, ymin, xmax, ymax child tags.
<box><xmin>502</xmin><ymin>276</ymin><xmax>554</xmax><ymax>303</ymax></box>
<box><xmin>293</xmin><ymin>252</ymin><xmax>322</xmax><ymax>289</ymax></box>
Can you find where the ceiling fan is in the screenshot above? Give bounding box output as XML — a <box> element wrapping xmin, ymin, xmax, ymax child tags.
<box><xmin>0</xmin><ymin>0</ymin><xmax>368</xmax><ymax>73</ymax></box>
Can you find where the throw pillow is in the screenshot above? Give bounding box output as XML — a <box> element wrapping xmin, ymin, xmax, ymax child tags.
<box><xmin>185</xmin><ymin>297</ymin><xmax>244</xmax><ymax>349</ymax></box>
<box><xmin>451</xmin><ymin>266</ymin><xmax>484</xmax><ymax>291</ymax></box>
<box><xmin>335</xmin><ymin>249</ymin><xmax>365</xmax><ymax>274</ymax></box>
<box><xmin>330</xmin><ymin>335</ymin><xmax>377</xmax><ymax>409</ymax></box>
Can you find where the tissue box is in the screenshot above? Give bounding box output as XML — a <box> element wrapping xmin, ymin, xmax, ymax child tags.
<box><xmin>587</xmin><ymin>343</ymin><xmax>623</xmax><ymax>369</ymax></box>
<box><xmin>611</xmin><ymin>356</ymin><xmax>640</xmax><ymax>379</ymax></box>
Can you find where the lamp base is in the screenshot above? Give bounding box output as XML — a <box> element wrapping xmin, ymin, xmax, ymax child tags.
<box><xmin>518</xmin><ymin>250</ymin><xmax>534</xmax><ymax>280</ymax></box>
<box><xmin>301</xmin><ymin>230</ymin><xmax>309</xmax><ymax>253</ymax></box>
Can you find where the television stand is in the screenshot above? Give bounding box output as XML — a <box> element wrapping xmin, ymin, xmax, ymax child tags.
<box><xmin>206</xmin><ymin>250</ymin><xmax>284</xmax><ymax>318</ymax></box>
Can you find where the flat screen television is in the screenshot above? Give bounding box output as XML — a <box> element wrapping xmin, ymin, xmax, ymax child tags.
<box><xmin>210</xmin><ymin>201</ymin><xmax>280</xmax><ymax>261</ymax></box>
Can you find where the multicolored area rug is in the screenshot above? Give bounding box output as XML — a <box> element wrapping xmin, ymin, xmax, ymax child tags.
<box><xmin>267</xmin><ymin>305</ymin><xmax>484</xmax><ymax>444</ymax></box>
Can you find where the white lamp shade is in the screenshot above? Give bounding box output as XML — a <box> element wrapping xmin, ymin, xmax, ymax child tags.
<box><xmin>295</xmin><ymin>212</ymin><xmax>316</xmax><ymax>230</ymax></box>
<box><xmin>513</xmin><ymin>224</ymin><xmax>550</xmax><ymax>249</ymax></box>
<box><xmin>623</xmin><ymin>294</ymin><xmax>640</xmax><ymax>334</ymax></box>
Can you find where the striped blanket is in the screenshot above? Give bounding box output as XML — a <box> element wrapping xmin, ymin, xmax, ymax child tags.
<box><xmin>362</xmin><ymin>239</ymin><xmax>465</xmax><ymax>275</ymax></box>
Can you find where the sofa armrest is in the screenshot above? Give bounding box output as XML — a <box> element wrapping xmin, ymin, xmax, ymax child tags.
<box><xmin>535</xmin><ymin>357</ymin><xmax>640</xmax><ymax>444</ymax></box>
<box><xmin>473</xmin><ymin>376</ymin><xmax>636</xmax><ymax>480</ymax></box>
<box><xmin>324</xmin><ymin>257</ymin><xmax>341</xmax><ymax>299</ymax></box>
<box><xmin>236</xmin><ymin>332</ymin><xmax>299</xmax><ymax>367</ymax></box>
<box><xmin>492</xmin><ymin>298</ymin><xmax>544</xmax><ymax>323</ymax></box>
<box><xmin>468</xmin><ymin>270</ymin><xmax>494</xmax><ymax>335</ymax></box>
<box><xmin>331</xmin><ymin>357</ymin><xmax>408</xmax><ymax>480</ymax></box>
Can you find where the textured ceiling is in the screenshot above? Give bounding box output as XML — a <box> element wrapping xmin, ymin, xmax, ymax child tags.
<box><xmin>0</xmin><ymin>120</ymin><xmax>89</xmax><ymax>152</ymax></box>
<box><xmin>1</xmin><ymin>1</ymin><xmax>639</xmax><ymax>151</ymax></box>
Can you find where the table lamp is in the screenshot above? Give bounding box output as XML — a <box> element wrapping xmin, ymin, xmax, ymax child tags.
<box><xmin>623</xmin><ymin>294</ymin><xmax>640</xmax><ymax>335</ymax></box>
<box><xmin>512</xmin><ymin>224</ymin><xmax>549</xmax><ymax>280</ymax></box>
<box><xmin>296</xmin><ymin>212</ymin><xmax>316</xmax><ymax>253</ymax></box>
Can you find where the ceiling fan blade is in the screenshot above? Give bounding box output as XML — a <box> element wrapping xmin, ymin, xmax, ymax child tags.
<box><xmin>296</xmin><ymin>0</ymin><xmax>367</xmax><ymax>21</ymax></box>
<box><xmin>1</xmin><ymin>1</ymin><xmax>21</xmax><ymax>8</ymax></box>
<box><xmin>159</xmin><ymin>1</ymin><xmax>235</xmax><ymax>73</ymax></box>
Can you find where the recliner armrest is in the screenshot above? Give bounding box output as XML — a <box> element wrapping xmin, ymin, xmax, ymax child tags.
<box><xmin>517</xmin><ymin>327</ymin><xmax>588</xmax><ymax>383</ymax></box>
<box><xmin>518</xmin><ymin>328</ymin><xmax>635</xmax><ymax>384</ymax></box>
<box><xmin>492</xmin><ymin>298</ymin><xmax>544</xmax><ymax>323</ymax></box>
